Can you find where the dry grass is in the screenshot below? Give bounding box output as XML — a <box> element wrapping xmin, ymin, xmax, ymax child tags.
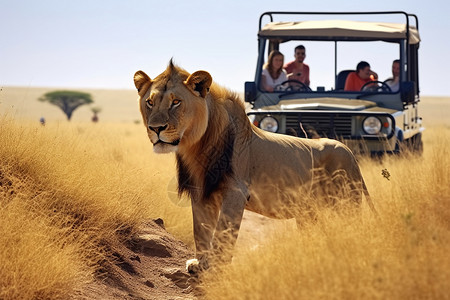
<box><xmin>0</xmin><ymin>118</ymin><xmax>192</xmax><ymax>299</ymax></box>
<box><xmin>202</xmin><ymin>127</ymin><xmax>450</xmax><ymax>300</ymax></box>
<box><xmin>0</xmin><ymin>88</ymin><xmax>449</xmax><ymax>299</ymax></box>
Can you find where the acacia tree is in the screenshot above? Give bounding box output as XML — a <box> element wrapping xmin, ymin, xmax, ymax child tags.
<box><xmin>91</xmin><ymin>106</ymin><xmax>101</xmax><ymax>122</ymax></box>
<box><xmin>39</xmin><ymin>90</ymin><xmax>93</xmax><ymax>121</ymax></box>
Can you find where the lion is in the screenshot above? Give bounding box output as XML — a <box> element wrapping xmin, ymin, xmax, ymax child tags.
<box><xmin>133</xmin><ymin>61</ymin><xmax>376</xmax><ymax>273</ymax></box>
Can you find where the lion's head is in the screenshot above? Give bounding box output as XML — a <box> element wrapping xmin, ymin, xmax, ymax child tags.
<box><xmin>134</xmin><ymin>62</ymin><xmax>213</xmax><ymax>154</ymax></box>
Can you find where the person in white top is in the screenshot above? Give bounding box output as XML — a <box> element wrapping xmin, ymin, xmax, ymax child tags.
<box><xmin>261</xmin><ymin>50</ymin><xmax>288</xmax><ymax>92</ymax></box>
<box><xmin>385</xmin><ymin>59</ymin><xmax>400</xmax><ymax>92</ymax></box>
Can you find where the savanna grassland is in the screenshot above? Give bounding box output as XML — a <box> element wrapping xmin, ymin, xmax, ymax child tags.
<box><xmin>0</xmin><ymin>87</ymin><xmax>449</xmax><ymax>299</ymax></box>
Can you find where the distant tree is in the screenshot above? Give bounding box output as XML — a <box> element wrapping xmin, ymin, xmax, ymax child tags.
<box><xmin>39</xmin><ymin>90</ymin><xmax>93</xmax><ymax>121</ymax></box>
<box><xmin>91</xmin><ymin>106</ymin><xmax>101</xmax><ymax>123</ymax></box>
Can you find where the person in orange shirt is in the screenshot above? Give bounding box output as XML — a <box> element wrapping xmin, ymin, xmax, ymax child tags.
<box><xmin>344</xmin><ymin>61</ymin><xmax>378</xmax><ymax>91</ymax></box>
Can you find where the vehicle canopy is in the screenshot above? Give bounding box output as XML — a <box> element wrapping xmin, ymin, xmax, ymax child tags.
<box><xmin>259</xmin><ymin>19</ymin><xmax>420</xmax><ymax>44</ymax></box>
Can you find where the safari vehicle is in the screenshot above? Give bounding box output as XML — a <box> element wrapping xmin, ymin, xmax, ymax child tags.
<box><xmin>245</xmin><ymin>11</ymin><xmax>424</xmax><ymax>155</ymax></box>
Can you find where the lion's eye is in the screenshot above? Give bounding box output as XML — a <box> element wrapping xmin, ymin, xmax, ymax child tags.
<box><xmin>172</xmin><ymin>99</ymin><xmax>182</xmax><ymax>107</ymax></box>
<box><xmin>146</xmin><ymin>99</ymin><xmax>153</xmax><ymax>108</ymax></box>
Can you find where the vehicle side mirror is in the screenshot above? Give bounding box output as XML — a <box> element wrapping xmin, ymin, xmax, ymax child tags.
<box><xmin>245</xmin><ymin>81</ymin><xmax>256</xmax><ymax>103</ymax></box>
<box><xmin>401</xmin><ymin>81</ymin><xmax>416</xmax><ymax>103</ymax></box>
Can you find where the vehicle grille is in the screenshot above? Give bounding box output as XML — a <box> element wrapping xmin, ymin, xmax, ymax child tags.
<box><xmin>285</xmin><ymin>113</ymin><xmax>352</xmax><ymax>138</ymax></box>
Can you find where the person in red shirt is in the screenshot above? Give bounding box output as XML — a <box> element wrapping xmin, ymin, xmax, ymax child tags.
<box><xmin>284</xmin><ymin>45</ymin><xmax>310</xmax><ymax>86</ymax></box>
<box><xmin>344</xmin><ymin>61</ymin><xmax>378</xmax><ymax>91</ymax></box>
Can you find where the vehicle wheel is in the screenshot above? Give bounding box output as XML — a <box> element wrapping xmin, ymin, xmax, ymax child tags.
<box><xmin>408</xmin><ymin>133</ymin><xmax>423</xmax><ymax>154</ymax></box>
<box><xmin>395</xmin><ymin>133</ymin><xmax>423</xmax><ymax>155</ymax></box>
<box><xmin>394</xmin><ymin>140</ymin><xmax>401</xmax><ymax>154</ymax></box>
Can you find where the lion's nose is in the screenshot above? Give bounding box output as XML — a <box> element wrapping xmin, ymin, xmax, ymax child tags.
<box><xmin>148</xmin><ymin>124</ymin><xmax>168</xmax><ymax>134</ymax></box>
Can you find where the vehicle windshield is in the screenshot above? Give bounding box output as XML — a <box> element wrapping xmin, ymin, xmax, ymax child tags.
<box><xmin>259</xmin><ymin>39</ymin><xmax>400</xmax><ymax>93</ymax></box>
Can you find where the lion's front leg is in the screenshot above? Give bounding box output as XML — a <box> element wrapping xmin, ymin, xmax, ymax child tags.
<box><xmin>187</xmin><ymin>198</ymin><xmax>220</xmax><ymax>274</ymax></box>
<box><xmin>210</xmin><ymin>180</ymin><xmax>248</xmax><ymax>265</ymax></box>
<box><xmin>187</xmin><ymin>181</ymin><xmax>248</xmax><ymax>273</ymax></box>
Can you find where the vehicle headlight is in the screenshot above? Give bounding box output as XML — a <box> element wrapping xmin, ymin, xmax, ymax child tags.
<box><xmin>363</xmin><ymin>116</ymin><xmax>382</xmax><ymax>134</ymax></box>
<box><xmin>260</xmin><ymin>116</ymin><xmax>278</xmax><ymax>132</ymax></box>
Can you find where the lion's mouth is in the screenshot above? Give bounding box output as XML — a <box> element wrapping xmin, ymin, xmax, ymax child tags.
<box><xmin>154</xmin><ymin>139</ymin><xmax>180</xmax><ymax>146</ymax></box>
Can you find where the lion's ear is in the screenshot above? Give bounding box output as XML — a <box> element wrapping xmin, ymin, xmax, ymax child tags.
<box><xmin>184</xmin><ymin>71</ymin><xmax>212</xmax><ymax>98</ymax></box>
<box><xmin>134</xmin><ymin>71</ymin><xmax>152</xmax><ymax>97</ymax></box>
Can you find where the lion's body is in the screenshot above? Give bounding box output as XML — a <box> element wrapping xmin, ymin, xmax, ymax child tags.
<box><xmin>247</xmin><ymin>131</ymin><xmax>370</xmax><ymax>218</ymax></box>
<box><xmin>134</xmin><ymin>62</ymin><xmax>375</xmax><ymax>272</ymax></box>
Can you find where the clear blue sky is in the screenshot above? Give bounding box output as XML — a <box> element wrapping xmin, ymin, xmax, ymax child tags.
<box><xmin>1</xmin><ymin>0</ymin><xmax>449</xmax><ymax>96</ymax></box>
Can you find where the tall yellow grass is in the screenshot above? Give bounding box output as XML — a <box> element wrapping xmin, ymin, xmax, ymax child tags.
<box><xmin>1</xmin><ymin>92</ymin><xmax>449</xmax><ymax>299</ymax></box>
<box><xmin>202</xmin><ymin>127</ymin><xmax>450</xmax><ymax>299</ymax></box>
<box><xmin>0</xmin><ymin>118</ymin><xmax>192</xmax><ymax>299</ymax></box>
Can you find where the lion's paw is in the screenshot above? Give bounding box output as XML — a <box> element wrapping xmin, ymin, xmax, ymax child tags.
<box><xmin>186</xmin><ymin>257</ymin><xmax>209</xmax><ymax>274</ymax></box>
<box><xmin>186</xmin><ymin>258</ymin><xmax>200</xmax><ymax>274</ymax></box>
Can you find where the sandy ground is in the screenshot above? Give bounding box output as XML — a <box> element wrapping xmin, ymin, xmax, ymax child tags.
<box><xmin>69</xmin><ymin>219</ymin><xmax>195</xmax><ymax>300</ymax></box>
<box><xmin>68</xmin><ymin>212</ymin><xmax>295</xmax><ymax>300</ymax></box>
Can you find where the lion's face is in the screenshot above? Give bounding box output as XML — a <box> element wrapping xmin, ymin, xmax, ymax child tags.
<box><xmin>134</xmin><ymin>64</ymin><xmax>212</xmax><ymax>154</ymax></box>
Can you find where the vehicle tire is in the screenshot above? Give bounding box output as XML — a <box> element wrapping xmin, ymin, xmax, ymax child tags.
<box><xmin>395</xmin><ymin>133</ymin><xmax>423</xmax><ymax>155</ymax></box>
<box><xmin>410</xmin><ymin>133</ymin><xmax>423</xmax><ymax>154</ymax></box>
<box><xmin>405</xmin><ymin>133</ymin><xmax>423</xmax><ymax>155</ymax></box>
